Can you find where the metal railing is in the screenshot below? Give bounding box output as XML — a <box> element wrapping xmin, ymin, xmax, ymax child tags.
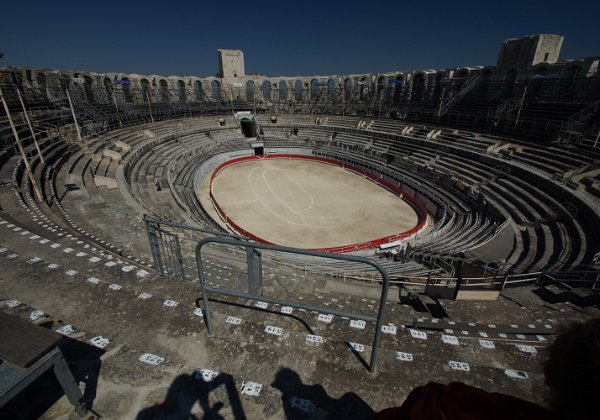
<box><xmin>437</xmin><ymin>74</ymin><xmax>482</xmax><ymax>116</ymax></box>
<box><xmin>195</xmin><ymin>236</ymin><xmax>390</xmax><ymax>373</ymax></box>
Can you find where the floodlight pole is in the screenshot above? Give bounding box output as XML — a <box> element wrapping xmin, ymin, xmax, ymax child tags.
<box><xmin>514</xmin><ymin>83</ymin><xmax>528</xmax><ymax>127</ymax></box>
<box><xmin>146</xmin><ymin>92</ymin><xmax>154</xmax><ymax>123</ymax></box>
<box><xmin>112</xmin><ymin>91</ymin><xmax>123</xmax><ymax>128</ymax></box>
<box><xmin>0</xmin><ymin>87</ymin><xmax>43</xmax><ymax>201</ymax></box>
<box><xmin>16</xmin><ymin>88</ymin><xmax>44</xmax><ymax>163</ymax></box>
<box><xmin>65</xmin><ymin>89</ymin><xmax>82</xmax><ymax>141</ymax></box>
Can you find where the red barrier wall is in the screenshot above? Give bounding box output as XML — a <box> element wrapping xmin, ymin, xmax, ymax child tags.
<box><xmin>209</xmin><ymin>154</ymin><xmax>428</xmax><ymax>253</ymax></box>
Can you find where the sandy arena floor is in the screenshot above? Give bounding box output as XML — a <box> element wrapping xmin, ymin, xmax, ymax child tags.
<box><xmin>204</xmin><ymin>158</ymin><xmax>419</xmax><ymax>249</ymax></box>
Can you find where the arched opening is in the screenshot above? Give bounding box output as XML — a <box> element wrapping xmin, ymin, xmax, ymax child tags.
<box><xmin>411</xmin><ymin>73</ymin><xmax>425</xmax><ymax>102</ymax></box>
<box><xmin>294</xmin><ymin>80</ymin><xmax>303</xmax><ymax>101</ymax></box>
<box><xmin>177</xmin><ymin>80</ymin><xmax>187</xmax><ymax>102</ymax></box>
<box><xmin>533</xmin><ymin>66</ymin><xmax>548</xmax><ymax>76</ymax></box>
<box><xmin>358</xmin><ymin>77</ymin><xmax>368</xmax><ymax>100</ymax></box>
<box><xmin>431</xmin><ymin>73</ymin><xmax>445</xmax><ymax>101</ymax></box>
<box><xmin>327</xmin><ymin>79</ymin><xmax>336</xmax><ymax>97</ymax></box>
<box><xmin>344</xmin><ymin>78</ymin><xmax>353</xmax><ymax>100</ymax></box>
<box><xmin>194</xmin><ymin>80</ymin><xmax>203</xmax><ymax>101</ymax></box>
<box><xmin>210</xmin><ymin>80</ymin><xmax>220</xmax><ymax>99</ymax></box>
<box><xmin>36</xmin><ymin>73</ymin><xmax>48</xmax><ymax>100</ymax></box>
<box><xmin>279</xmin><ymin>80</ymin><xmax>288</xmax><ymax>100</ymax></box>
<box><xmin>10</xmin><ymin>72</ymin><xmax>24</xmax><ymax>90</ymax></box>
<box><xmin>159</xmin><ymin>79</ymin><xmax>170</xmax><ymax>102</ymax></box>
<box><xmin>36</xmin><ymin>73</ymin><xmax>47</xmax><ymax>91</ymax></box>
<box><xmin>141</xmin><ymin>79</ymin><xmax>151</xmax><ymax>101</ymax></box>
<box><xmin>262</xmin><ymin>80</ymin><xmax>271</xmax><ymax>101</ymax></box>
<box><xmin>83</xmin><ymin>75</ymin><xmax>95</xmax><ymax>103</ymax></box>
<box><xmin>246</xmin><ymin>80</ymin><xmax>255</xmax><ymax>101</ymax></box>
<box><xmin>392</xmin><ymin>75</ymin><xmax>404</xmax><ymax>104</ymax></box>
<box><xmin>310</xmin><ymin>79</ymin><xmax>320</xmax><ymax>98</ymax></box>
<box><xmin>377</xmin><ymin>76</ymin><xmax>385</xmax><ymax>96</ymax></box>
<box><xmin>120</xmin><ymin>77</ymin><xmax>133</xmax><ymax>103</ymax></box>
<box><xmin>59</xmin><ymin>74</ymin><xmax>70</xmax><ymax>91</ymax></box>
<box><xmin>103</xmin><ymin>77</ymin><xmax>113</xmax><ymax>100</ymax></box>
<box><xmin>454</xmin><ymin>69</ymin><xmax>469</xmax><ymax>79</ymax></box>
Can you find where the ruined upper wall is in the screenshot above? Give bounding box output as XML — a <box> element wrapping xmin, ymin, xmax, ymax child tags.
<box><xmin>1</xmin><ymin>34</ymin><xmax>597</xmax><ymax>105</ymax></box>
<box><xmin>497</xmin><ymin>34</ymin><xmax>564</xmax><ymax>74</ymax></box>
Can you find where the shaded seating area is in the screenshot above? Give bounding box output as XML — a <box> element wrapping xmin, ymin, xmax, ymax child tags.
<box><xmin>0</xmin><ymin>311</ymin><xmax>91</xmax><ymax>417</ymax></box>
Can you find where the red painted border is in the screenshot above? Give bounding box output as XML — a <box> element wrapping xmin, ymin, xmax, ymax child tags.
<box><xmin>209</xmin><ymin>154</ymin><xmax>428</xmax><ymax>253</ymax></box>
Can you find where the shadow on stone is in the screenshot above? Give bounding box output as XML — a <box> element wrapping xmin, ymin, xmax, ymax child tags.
<box><xmin>196</xmin><ymin>296</ymin><xmax>317</xmax><ymax>335</ymax></box>
<box><xmin>136</xmin><ymin>372</ymin><xmax>245</xmax><ymax>420</ymax></box>
<box><xmin>0</xmin><ymin>336</ymin><xmax>103</xmax><ymax>419</ymax></box>
<box><xmin>271</xmin><ymin>367</ymin><xmax>374</xmax><ymax>419</ymax></box>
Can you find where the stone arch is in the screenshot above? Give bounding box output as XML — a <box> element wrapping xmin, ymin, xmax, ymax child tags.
<box><xmin>410</xmin><ymin>73</ymin><xmax>425</xmax><ymax>102</ymax></box>
<box><xmin>358</xmin><ymin>77</ymin><xmax>369</xmax><ymax>100</ymax></box>
<box><xmin>83</xmin><ymin>75</ymin><xmax>95</xmax><ymax>103</ymax></box>
<box><xmin>177</xmin><ymin>80</ymin><xmax>187</xmax><ymax>102</ymax></box>
<box><xmin>377</xmin><ymin>76</ymin><xmax>385</xmax><ymax>95</ymax></box>
<box><xmin>262</xmin><ymin>80</ymin><xmax>271</xmax><ymax>100</ymax></box>
<box><xmin>279</xmin><ymin>80</ymin><xmax>288</xmax><ymax>99</ymax></box>
<box><xmin>36</xmin><ymin>72</ymin><xmax>47</xmax><ymax>91</ymax></box>
<box><xmin>294</xmin><ymin>80</ymin><xmax>303</xmax><ymax>101</ymax></box>
<box><xmin>344</xmin><ymin>78</ymin><xmax>353</xmax><ymax>100</ymax></box>
<box><xmin>120</xmin><ymin>77</ymin><xmax>133</xmax><ymax>103</ymax></box>
<box><xmin>431</xmin><ymin>73</ymin><xmax>445</xmax><ymax>101</ymax></box>
<box><xmin>159</xmin><ymin>79</ymin><xmax>170</xmax><ymax>102</ymax></box>
<box><xmin>454</xmin><ymin>68</ymin><xmax>469</xmax><ymax>79</ymax></box>
<box><xmin>36</xmin><ymin>72</ymin><xmax>48</xmax><ymax>100</ymax></box>
<box><xmin>327</xmin><ymin>79</ymin><xmax>336</xmax><ymax>96</ymax></box>
<box><xmin>392</xmin><ymin>75</ymin><xmax>404</xmax><ymax>104</ymax></box>
<box><xmin>7</xmin><ymin>71</ymin><xmax>24</xmax><ymax>90</ymax></box>
<box><xmin>103</xmin><ymin>77</ymin><xmax>113</xmax><ymax>100</ymax></box>
<box><xmin>194</xmin><ymin>80</ymin><xmax>203</xmax><ymax>101</ymax></box>
<box><xmin>246</xmin><ymin>80</ymin><xmax>255</xmax><ymax>101</ymax></box>
<box><xmin>532</xmin><ymin>65</ymin><xmax>549</xmax><ymax>76</ymax></box>
<box><xmin>141</xmin><ymin>79</ymin><xmax>151</xmax><ymax>101</ymax></box>
<box><xmin>210</xmin><ymin>80</ymin><xmax>220</xmax><ymax>99</ymax></box>
<box><xmin>310</xmin><ymin>79</ymin><xmax>320</xmax><ymax>98</ymax></box>
<box><xmin>58</xmin><ymin>73</ymin><xmax>71</xmax><ymax>91</ymax></box>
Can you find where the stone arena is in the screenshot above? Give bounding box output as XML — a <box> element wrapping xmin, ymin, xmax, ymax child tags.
<box><xmin>0</xmin><ymin>34</ymin><xmax>599</xmax><ymax>418</ymax></box>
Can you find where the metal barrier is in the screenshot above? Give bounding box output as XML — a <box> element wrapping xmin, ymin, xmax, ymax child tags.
<box><xmin>194</xmin><ymin>237</ymin><xmax>390</xmax><ymax>373</ymax></box>
<box><xmin>144</xmin><ymin>215</ymin><xmax>245</xmax><ymax>278</ymax></box>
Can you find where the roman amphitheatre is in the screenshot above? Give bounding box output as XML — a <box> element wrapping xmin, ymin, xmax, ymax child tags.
<box><xmin>0</xmin><ymin>35</ymin><xmax>599</xmax><ymax>418</ymax></box>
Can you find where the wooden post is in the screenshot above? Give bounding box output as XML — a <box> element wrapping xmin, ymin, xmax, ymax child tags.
<box><xmin>514</xmin><ymin>83</ymin><xmax>528</xmax><ymax>127</ymax></box>
<box><xmin>0</xmin><ymin>87</ymin><xmax>43</xmax><ymax>201</ymax></box>
<box><xmin>65</xmin><ymin>89</ymin><xmax>82</xmax><ymax>141</ymax></box>
<box><xmin>16</xmin><ymin>89</ymin><xmax>44</xmax><ymax>163</ymax></box>
<box><xmin>146</xmin><ymin>92</ymin><xmax>154</xmax><ymax>123</ymax></box>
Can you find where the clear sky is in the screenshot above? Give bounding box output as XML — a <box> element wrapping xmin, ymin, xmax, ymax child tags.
<box><xmin>1</xmin><ymin>0</ymin><xmax>598</xmax><ymax>78</ymax></box>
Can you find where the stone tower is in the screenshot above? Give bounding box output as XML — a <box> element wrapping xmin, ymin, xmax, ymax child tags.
<box><xmin>217</xmin><ymin>49</ymin><xmax>245</xmax><ymax>79</ymax></box>
<box><xmin>496</xmin><ymin>34</ymin><xmax>564</xmax><ymax>75</ymax></box>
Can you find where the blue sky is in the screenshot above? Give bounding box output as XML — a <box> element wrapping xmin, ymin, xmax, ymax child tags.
<box><xmin>1</xmin><ymin>0</ymin><xmax>598</xmax><ymax>77</ymax></box>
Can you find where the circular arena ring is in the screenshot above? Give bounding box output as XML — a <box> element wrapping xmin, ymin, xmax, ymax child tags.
<box><xmin>208</xmin><ymin>154</ymin><xmax>428</xmax><ymax>252</ymax></box>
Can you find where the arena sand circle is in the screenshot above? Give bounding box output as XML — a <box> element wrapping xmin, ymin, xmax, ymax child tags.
<box><xmin>203</xmin><ymin>155</ymin><xmax>425</xmax><ymax>251</ymax></box>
